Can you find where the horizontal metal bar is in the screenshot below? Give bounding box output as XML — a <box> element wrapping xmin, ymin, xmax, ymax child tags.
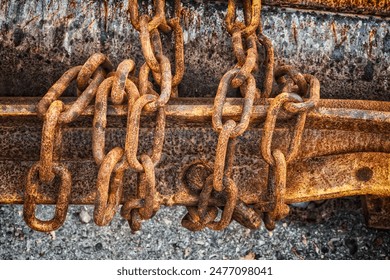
<box><xmin>2</xmin><ymin>97</ymin><xmax>390</xmax><ymax>120</ymax></box>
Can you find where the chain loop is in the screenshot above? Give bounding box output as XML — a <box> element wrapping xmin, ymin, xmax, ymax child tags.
<box><xmin>76</xmin><ymin>53</ymin><xmax>113</xmax><ymax>92</ymax></box>
<box><xmin>181</xmin><ymin>174</ymin><xmax>219</xmax><ymax>231</ymax></box>
<box><xmin>139</xmin><ymin>63</ymin><xmax>155</xmax><ymax>97</ymax></box>
<box><xmin>37</xmin><ymin>66</ymin><xmax>81</xmax><ymax>119</ymax></box>
<box><xmin>232</xmin><ymin>201</ymin><xmax>262</xmax><ymax>229</ymax></box>
<box><xmin>181</xmin><ymin>206</ymin><xmax>218</xmax><ymax>231</ymax></box>
<box><xmin>207</xmin><ymin>177</ymin><xmax>238</xmax><ymax>230</ymax></box>
<box><xmin>231</xmin><ymin>24</ymin><xmax>247</xmax><ymax>66</ymax></box>
<box><xmin>212</xmin><ymin>120</ymin><xmax>237</xmax><ymax>192</ymax></box>
<box><xmin>60</xmin><ymin>68</ymin><xmax>106</xmax><ymax>124</ymax></box>
<box><xmin>111</xmin><ymin>59</ymin><xmax>136</xmax><ymax>105</ymax></box>
<box><xmin>140</xmin><ymin>15</ymin><xmax>161</xmax><ymax>74</ymax></box>
<box><xmin>94</xmin><ymin>147</ymin><xmax>125</xmax><ymax>226</ymax></box>
<box><xmin>125</xmin><ymin>94</ymin><xmax>166</xmax><ymax>172</ymax></box>
<box><xmin>37</xmin><ymin>55</ymin><xmax>109</xmax><ymax>122</ymax></box>
<box><xmin>231</xmin><ymin>35</ymin><xmax>258</xmax><ymax>88</ymax></box>
<box><xmin>119</xmin><ymin>197</ymin><xmax>144</xmax><ymax>232</ymax></box>
<box><xmin>39</xmin><ymin>100</ymin><xmax>64</xmax><ymax>183</ymax></box>
<box><xmin>225</xmin><ymin>0</ymin><xmax>261</xmax><ymax>38</ymax></box>
<box><xmin>137</xmin><ymin>154</ymin><xmax>157</xmax><ymax>220</ymax></box>
<box><xmin>212</xmin><ymin>69</ymin><xmax>256</xmax><ymax>137</ymax></box>
<box><xmin>120</xmin><ymin>198</ymin><xmax>143</xmax><ymax>220</ymax></box>
<box><xmin>261</xmin><ymin>92</ymin><xmax>307</xmax><ymax>166</ymax></box>
<box><xmin>93</xmin><ymin>77</ymin><xmax>114</xmax><ymax>165</ymax></box>
<box><xmin>24</xmin><ymin>162</ymin><xmax>72</xmax><ymax>232</ymax></box>
<box><xmin>284</xmin><ymin>74</ymin><xmax>320</xmax><ymax>114</ymax></box>
<box><xmin>257</xmin><ymin>34</ymin><xmax>274</xmax><ymax>98</ymax></box>
<box><xmin>93</xmin><ymin>76</ymin><xmax>141</xmax><ymax>166</ymax></box>
<box><xmin>263</xmin><ymin>149</ymin><xmax>290</xmax><ymax>230</ymax></box>
<box><xmin>275</xmin><ymin>65</ymin><xmax>308</xmax><ymax>97</ymax></box>
<box><xmin>146</xmin><ymin>55</ymin><xmax>172</xmax><ymax>111</ymax></box>
<box><xmin>128</xmin><ymin>0</ymin><xmax>171</xmax><ymax>33</ymax></box>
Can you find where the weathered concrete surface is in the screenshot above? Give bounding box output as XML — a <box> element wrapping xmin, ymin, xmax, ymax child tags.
<box><xmin>0</xmin><ymin>0</ymin><xmax>389</xmax><ymax>99</ymax></box>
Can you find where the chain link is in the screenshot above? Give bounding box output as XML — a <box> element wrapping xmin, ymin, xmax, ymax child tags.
<box><xmin>25</xmin><ymin>53</ymin><xmax>113</xmax><ymax>231</ymax></box>
<box><xmin>94</xmin><ymin>147</ymin><xmax>125</xmax><ymax>226</ymax></box>
<box><xmin>76</xmin><ymin>53</ymin><xmax>114</xmax><ymax>93</ymax></box>
<box><xmin>225</xmin><ymin>0</ymin><xmax>261</xmax><ymax>38</ymax></box>
<box><xmin>92</xmin><ymin>59</ymin><xmax>141</xmax><ymax>225</ymax></box>
<box><xmin>128</xmin><ymin>0</ymin><xmax>171</xmax><ymax>33</ymax></box>
<box><xmin>137</xmin><ymin>0</ymin><xmax>184</xmax><ymax>98</ymax></box>
<box><xmin>111</xmin><ymin>59</ymin><xmax>136</xmax><ymax>105</ymax></box>
<box><xmin>38</xmin><ymin>100</ymin><xmax>64</xmax><ymax>183</ymax></box>
<box><xmin>263</xmin><ymin>149</ymin><xmax>290</xmax><ymax>230</ymax></box>
<box><xmin>181</xmin><ymin>1</ymin><xmax>264</xmax><ymax>230</ymax></box>
<box><xmin>257</xmin><ymin>34</ymin><xmax>274</xmax><ymax>98</ymax></box>
<box><xmin>261</xmin><ymin>92</ymin><xmax>307</xmax><ymax>165</ymax></box>
<box><xmin>24</xmin><ymin>162</ymin><xmax>72</xmax><ymax>232</ymax></box>
<box><xmin>259</xmin><ymin>63</ymin><xmax>321</xmax><ymax>228</ymax></box>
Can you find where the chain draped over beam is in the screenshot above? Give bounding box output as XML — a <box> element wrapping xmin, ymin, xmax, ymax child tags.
<box><xmin>2</xmin><ymin>96</ymin><xmax>390</xmax><ymax>229</ymax></box>
<box><xmin>0</xmin><ymin>0</ymin><xmax>389</xmax><ymax>232</ymax></box>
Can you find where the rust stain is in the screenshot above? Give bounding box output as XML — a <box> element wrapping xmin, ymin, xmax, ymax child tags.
<box><xmin>292</xmin><ymin>22</ymin><xmax>298</xmax><ymax>45</ymax></box>
<box><xmin>331</xmin><ymin>22</ymin><xmax>349</xmax><ymax>47</ymax></box>
<box><xmin>103</xmin><ymin>0</ymin><xmax>109</xmax><ymax>32</ymax></box>
<box><xmin>368</xmin><ymin>28</ymin><xmax>377</xmax><ymax>58</ymax></box>
<box><xmin>69</xmin><ymin>0</ymin><xmax>77</xmax><ymax>9</ymax></box>
<box><xmin>331</xmin><ymin>21</ymin><xmax>338</xmax><ymax>45</ymax></box>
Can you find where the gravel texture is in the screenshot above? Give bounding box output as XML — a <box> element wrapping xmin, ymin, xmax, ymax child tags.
<box><xmin>0</xmin><ymin>198</ymin><xmax>389</xmax><ymax>260</ymax></box>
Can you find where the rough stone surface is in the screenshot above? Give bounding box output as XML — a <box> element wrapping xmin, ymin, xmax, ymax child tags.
<box><xmin>79</xmin><ymin>207</ymin><xmax>92</xmax><ymax>224</ymax></box>
<box><xmin>0</xmin><ymin>1</ymin><xmax>388</xmax><ymax>100</ymax></box>
<box><xmin>0</xmin><ymin>198</ymin><xmax>389</xmax><ymax>259</ymax></box>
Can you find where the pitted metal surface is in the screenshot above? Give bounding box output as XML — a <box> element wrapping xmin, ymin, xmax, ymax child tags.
<box><xmin>1</xmin><ymin>99</ymin><xmax>390</xmax><ymax>204</ymax></box>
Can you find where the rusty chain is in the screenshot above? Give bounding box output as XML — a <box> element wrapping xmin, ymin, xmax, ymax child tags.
<box><xmin>136</xmin><ymin>0</ymin><xmax>184</xmax><ymax>98</ymax></box>
<box><xmin>181</xmin><ymin>0</ymin><xmax>263</xmax><ymax>231</ymax></box>
<box><xmin>259</xmin><ymin>66</ymin><xmax>321</xmax><ymax>230</ymax></box>
<box><xmin>119</xmin><ymin>0</ymin><xmax>182</xmax><ymax>231</ymax></box>
<box><xmin>22</xmin><ymin>0</ymin><xmax>321</xmax><ymax>233</ymax></box>
<box><xmin>92</xmin><ymin>59</ymin><xmax>140</xmax><ymax>226</ymax></box>
<box><xmin>25</xmin><ymin>53</ymin><xmax>112</xmax><ymax>231</ymax></box>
